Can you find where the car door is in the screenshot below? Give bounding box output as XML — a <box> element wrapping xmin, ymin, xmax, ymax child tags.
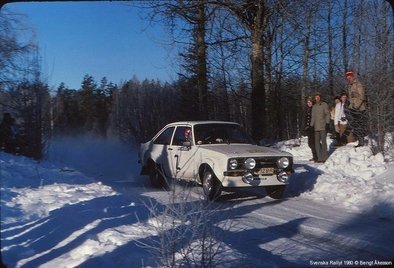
<box><xmin>168</xmin><ymin>125</ymin><xmax>197</xmax><ymax>181</ymax></box>
<box><xmin>151</xmin><ymin>126</ymin><xmax>175</xmax><ymax>178</ymax></box>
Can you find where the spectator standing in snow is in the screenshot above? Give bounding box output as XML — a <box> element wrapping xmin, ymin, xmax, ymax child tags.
<box><xmin>334</xmin><ymin>92</ymin><xmax>353</xmax><ymax>145</ymax></box>
<box><xmin>0</xmin><ymin>113</ymin><xmax>18</xmax><ymax>153</ymax></box>
<box><xmin>346</xmin><ymin>70</ymin><xmax>367</xmax><ymax>147</ymax></box>
<box><xmin>310</xmin><ymin>93</ymin><xmax>330</xmax><ymax>163</ymax></box>
<box><xmin>304</xmin><ymin>96</ymin><xmax>317</xmax><ymax>162</ymax></box>
<box><xmin>330</xmin><ymin>96</ymin><xmax>341</xmax><ymax>141</ymax></box>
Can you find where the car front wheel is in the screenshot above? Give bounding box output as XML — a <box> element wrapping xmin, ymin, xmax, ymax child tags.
<box><xmin>149</xmin><ymin>162</ymin><xmax>169</xmax><ymax>190</ymax></box>
<box><xmin>202</xmin><ymin>169</ymin><xmax>222</xmax><ymax>201</ymax></box>
<box><xmin>265</xmin><ymin>185</ymin><xmax>286</xmax><ymax>199</ymax></box>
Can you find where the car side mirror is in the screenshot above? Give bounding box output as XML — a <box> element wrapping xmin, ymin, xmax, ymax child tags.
<box><xmin>182</xmin><ymin>141</ymin><xmax>192</xmax><ymax>149</ymax></box>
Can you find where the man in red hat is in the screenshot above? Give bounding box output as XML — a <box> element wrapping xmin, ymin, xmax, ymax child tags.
<box><xmin>345</xmin><ymin>70</ymin><xmax>367</xmax><ymax>147</ymax></box>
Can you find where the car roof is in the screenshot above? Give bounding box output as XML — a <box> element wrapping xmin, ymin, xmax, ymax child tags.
<box><xmin>166</xmin><ymin>121</ymin><xmax>240</xmax><ymax>127</ymax></box>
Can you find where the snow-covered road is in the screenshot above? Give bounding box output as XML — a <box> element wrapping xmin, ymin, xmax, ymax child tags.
<box><xmin>212</xmin><ymin>190</ymin><xmax>394</xmax><ymax>267</ymax></box>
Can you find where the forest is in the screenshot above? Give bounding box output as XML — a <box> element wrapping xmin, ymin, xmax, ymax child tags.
<box><xmin>0</xmin><ymin>0</ymin><xmax>393</xmax><ymax>159</ymax></box>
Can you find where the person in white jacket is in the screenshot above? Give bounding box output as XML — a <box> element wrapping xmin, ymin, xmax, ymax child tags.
<box><xmin>334</xmin><ymin>92</ymin><xmax>354</xmax><ymax>145</ymax></box>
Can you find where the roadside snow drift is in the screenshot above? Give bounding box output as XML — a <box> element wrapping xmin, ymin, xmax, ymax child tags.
<box><xmin>277</xmin><ymin>136</ymin><xmax>394</xmax><ymax>218</ymax></box>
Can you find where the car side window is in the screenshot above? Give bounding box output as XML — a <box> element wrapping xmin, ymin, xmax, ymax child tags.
<box><xmin>153</xmin><ymin>127</ymin><xmax>175</xmax><ymax>145</ymax></box>
<box><xmin>172</xmin><ymin>126</ymin><xmax>192</xmax><ymax>146</ymax></box>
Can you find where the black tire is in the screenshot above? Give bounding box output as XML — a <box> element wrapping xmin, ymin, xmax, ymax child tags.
<box><xmin>265</xmin><ymin>185</ymin><xmax>286</xmax><ymax>199</ymax></box>
<box><xmin>202</xmin><ymin>169</ymin><xmax>222</xmax><ymax>201</ymax></box>
<box><xmin>149</xmin><ymin>162</ymin><xmax>168</xmax><ymax>190</ymax></box>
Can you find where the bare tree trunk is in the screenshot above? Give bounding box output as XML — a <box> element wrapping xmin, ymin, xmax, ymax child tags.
<box><xmin>353</xmin><ymin>0</ymin><xmax>365</xmax><ymax>70</ymax></box>
<box><xmin>250</xmin><ymin>0</ymin><xmax>266</xmax><ymax>141</ymax></box>
<box><xmin>301</xmin><ymin>8</ymin><xmax>312</xmax><ymax>131</ymax></box>
<box><xmin>196</xmin><ymin>0</ymin><xmax>209</xmax><ymax>119</ymax></box>
<box><xmin>144</xmin><ymin>0</ymin><xmax>209</xmax><ymax>120</ymax></box>
<box><xmin>342</xmin><ymin>0</ymin><xmax>349</xmax><ymax>73</ymax></box>
<box><xmin>276</xmin><ymin>18</ymin><xmax>285</xmax><ymax>138</ymax></box>
<box><xmin>264</xmin><ymin>34</ymin><xmax>273</xmax><ymax>138</ymax></box>
<box><xmin>327</xmin><ymin>0</ymin><xmax>335</xmax><ymax>97</ymax></box>
<box><xmin>222</xmin><ymin>0</ymin><xmax>268</xmax><ymax>140</ymax></box>
<box><xmin>218</xmin><ymin>43</ymin><xmax>230</xmax><ymax>121</ymax></box>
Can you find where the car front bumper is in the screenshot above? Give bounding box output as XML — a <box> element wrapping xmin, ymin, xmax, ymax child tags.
<box><xmin>221</xmin><ymin>170</ymin><xmax>292</xmax><ymax>187</ymax></box>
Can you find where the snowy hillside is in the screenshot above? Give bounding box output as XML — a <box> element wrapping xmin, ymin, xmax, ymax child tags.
<box><xmin>1</xmin><ymin>135</ymin><xmax>393</xmax><ymax>267</ymax></box>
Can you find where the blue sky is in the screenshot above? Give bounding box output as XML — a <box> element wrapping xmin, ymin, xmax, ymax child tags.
<box><xmin>5</xmin><ymin>1</ymin><xmax>177</xmax><ymax>89</ymax></box>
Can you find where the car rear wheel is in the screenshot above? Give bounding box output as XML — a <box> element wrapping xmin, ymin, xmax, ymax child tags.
<box><xmin>149</xmin><ymin>162</ymin><xmax>169</xmax><ymax>190</ymax></box>
<box><xmin>265</xmin><ymin>185</ymin><xmax>286</xmax><ymax>199</ymax></box>
<box><xmin>202</xmin><ymin>169</ymin><xmax>222</xmax><ymax>201</ymax></box>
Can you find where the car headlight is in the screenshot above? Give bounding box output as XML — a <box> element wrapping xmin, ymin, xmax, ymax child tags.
<box><xmin>244</xmin><ymin>158</ymin><xmax>256</xmax><ymax>169</ymax></box>
<box><xmin>228</xmin><ymin>159</ymin><xmax>238</xmax><ymax>169</ymax></box>
<box><xmin>277</xmin><ymin>157</ymin><xmax>290</xmax><ymax>169</ymax></box>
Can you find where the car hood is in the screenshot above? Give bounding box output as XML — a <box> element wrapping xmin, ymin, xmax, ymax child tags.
<box><xmin>199</xmin><ymin>144</ymin><xmax>292</xmax><ymax>158</ymax></box>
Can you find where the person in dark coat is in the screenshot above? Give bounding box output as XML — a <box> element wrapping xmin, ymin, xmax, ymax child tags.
<box><xmin>310</xmin><ymin>93</ymin><xmax>331</xmax><ymax>163</ymax></box>
<box><xmin>0</xmin><ymin>113</ymin><xmax>18</xmax><ymax>153</ymax></box>
<box><xmin>304</xmin><ymin>96</ymin><xmax>317</xmax><ymax>162</ymax></box>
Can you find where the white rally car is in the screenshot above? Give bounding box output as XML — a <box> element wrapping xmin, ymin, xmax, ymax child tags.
<box><xmin>139</xmin><ymin>121</ymin><xmax>293</xmax><ymax>200</ymax></box>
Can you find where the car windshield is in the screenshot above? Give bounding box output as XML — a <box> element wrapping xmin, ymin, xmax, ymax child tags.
<box><xmin>194</xmin><ymin>123</ymin><xmax>254</xmax><ymax>145</ymax></box>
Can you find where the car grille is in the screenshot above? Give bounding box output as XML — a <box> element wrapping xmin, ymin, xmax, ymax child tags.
<box><xmin>235</xmin><ymin>157</ymin><xmax>278</xmax><ymax>169</ymax></box>
<box><xmin>225</xmin><ymin>157</ymin><xmax>293</xmax><ymax>177</ymax></box>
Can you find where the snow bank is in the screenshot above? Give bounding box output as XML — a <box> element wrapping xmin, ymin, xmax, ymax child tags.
<box><xmin>0</xmin><ymin>151</ymin><xmax>156</xmax><ymax>267</ymax></box>
<box><xmin>304</xmin><ymin>145</ymin><xmax>393</xmax><ymax>216</ymax></box>
<box><xmin>277</xmin><ymin>136</ymin><xmax>394</xmax><ymax>220</ymax></box>
<box><xmin>1</xmin><ymin>153</ymin><xmax>119</xmax><ymax>224</ymax></box>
